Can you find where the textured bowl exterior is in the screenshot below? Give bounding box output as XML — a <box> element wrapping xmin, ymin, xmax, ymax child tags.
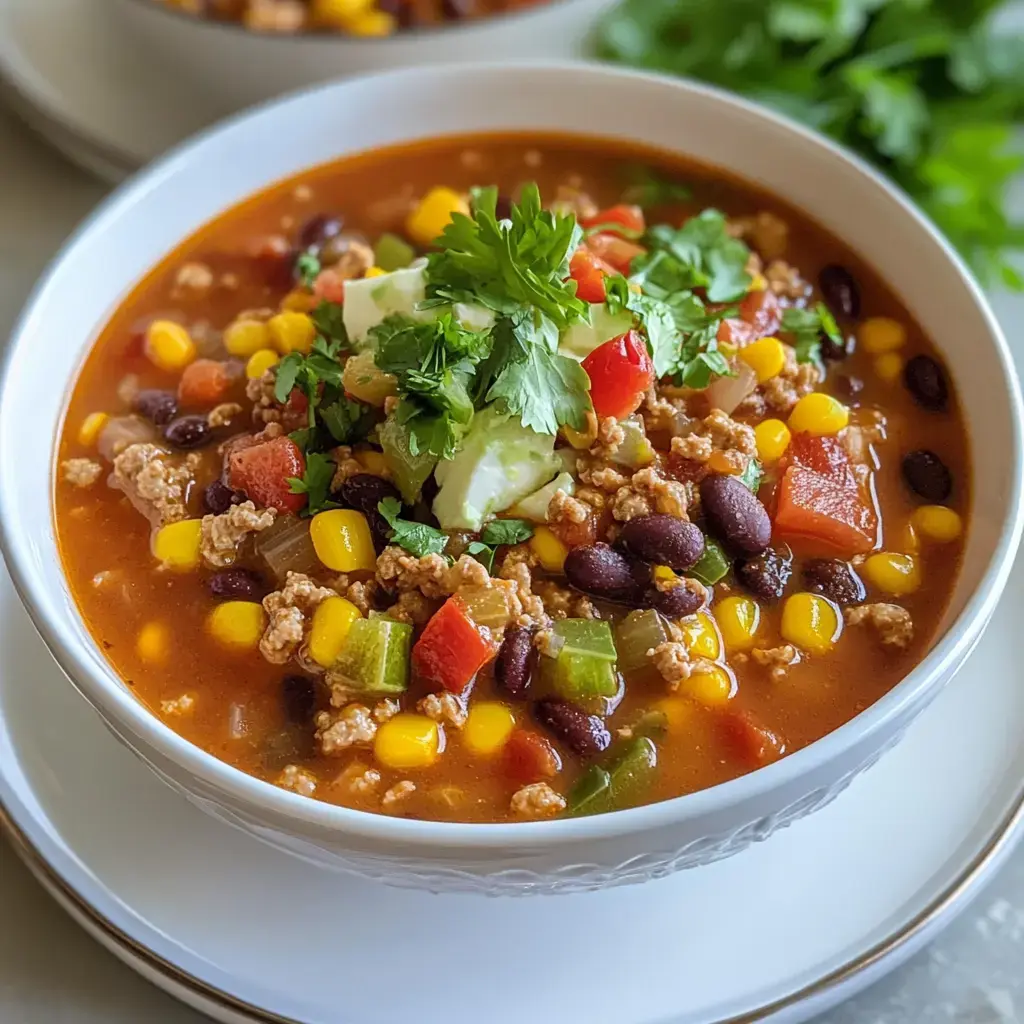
<box><xmin>1</xmin><ymin>65</ymin><xmax>1020</xmax><ymax>896</ymax></box>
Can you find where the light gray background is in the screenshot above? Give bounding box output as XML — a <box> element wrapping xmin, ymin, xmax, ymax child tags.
<box><xmin>1</xmin><ymin>103</ymin><xmax>1023</xmax><ymax>1024</ymax></box>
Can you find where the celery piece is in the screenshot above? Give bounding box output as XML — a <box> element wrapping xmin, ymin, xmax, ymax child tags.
<box><xmin>688</xmin><ymin>536</ymin><xmax>730</xmax><ymax>586</ymax></box>
<box><xmin>373</xmin><ymin>233</ymin><xmax>416</xmax><ymax>273</ymax></box>
<box><xmin>378</xmin><ymin>415</ymin><xmax>437</xmax><ymax>505</ymax></box>
<box><xmin>567</xmin><ymin>737</ymin><xmax>658</xmax><ymax>817</ymax></box>
<box><xmin>331</xmin><ymin>617</ymin><xmax>412</xmax><ymax>693</ymax></box>
<box><xmin>615</xmin><ymin>609</ymin><xmax>670</xmax><ymax>675</ymax></box>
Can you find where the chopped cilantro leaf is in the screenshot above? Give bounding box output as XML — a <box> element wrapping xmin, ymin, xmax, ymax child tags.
<box><xmin>622</xmin><ymin>166</ymin><xmax>692</xmax><ymax>208</ymax></box>
<box><xmin>319</xmin><ymin>396</ymin><xmax>369</xmax><ymax>444</ymax></box>
<box><xmin>378</xmin><ymin>497</ymin><xmax>448</xmax><ymax>558</ymax></box>
<box><xmin>466</xmin><ymin>540</ymin><xmax>496</xmax><ymax>573</ymax></box>
<box><xmin>295</xmin><ymin>250</ymin><xmax>321</xmax><ymax>289</ymax></box>
<box><xmin>480</xmin><ymin>519</ymin><xmax>534</xmax><ymax>546</ymax></box>
<box><xmin>738</xmin><ymin>457</ymin><xmax>764</xmax><ymax>493</ymax></box>
<box><xmin>781</xmin><ymin>303</ymin><xmax>840</xmax><ymax>365</ymax></box>
<box><xmin>274</xmin><ymin>352</ymin><xmax>303</xmax><ymax>404</ymax></box>
<box><xmin>311</xmin><ymin>301</ymin><xmax>349</xmax><ymax>348</ymax></box>
<box><xmin>288</xmin><ymin>452</ymin><xmax>339</xmax><ymax>516</ymax></box>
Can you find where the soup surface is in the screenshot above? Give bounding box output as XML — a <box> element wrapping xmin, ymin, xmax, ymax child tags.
<box><xmin>56</xmin><ymin>133</ymin><xmax>968</xmax><ymax>823</ymax></box>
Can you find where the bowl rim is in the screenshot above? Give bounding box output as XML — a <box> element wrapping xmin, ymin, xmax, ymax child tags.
<box><xmin>2</xmin><ymin>60</ymin><xmax>1022</xmax><ymax>851</ymax></box>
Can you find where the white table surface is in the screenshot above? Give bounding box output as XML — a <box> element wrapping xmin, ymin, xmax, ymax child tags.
<box><xmin>1</xmin><ymin>102</ymin><xmax>1024</xmax><ymax>1024</ymax></box>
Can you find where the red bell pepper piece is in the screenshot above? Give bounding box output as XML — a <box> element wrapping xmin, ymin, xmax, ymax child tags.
<box><xmin>774</xmin><ymin>465</ymin><xmax>876</xmax><ymax>557</ymax></box>
<box><xmin>718</xmin><ymin>709</ymin><xmax>786</xmax><ymax>768</ymax></box>
<box><xmin>581</xmin><ymin>329</ymin><xmax>655</xmax><ymax>420</ymax></box>
<box><xmin>504</xmin><ymin>728</ymin><xmax>562</xmax><ymax>784</ymax></box>
<box><xmin>412</xmin><ymin>596</ymin><xmax>498</xmax><ymax>694</ymax></box>
<box><xmin>585</xmin><ymin>232</ymin><xmax>647</xmax><ymax>275</ymax></box>
<box><xmin>227</xmin><ymin>435</ymin><xmax>307</xmax><ymax>514</ymax></box>
<box><xmin>779</xmin><ymin>433</ymin><xmax>855</xmax><ymax>489</ymax></box>
<box><xmin>581</xmin><ymin>204</ymin><xmax>646</xmax><ymax>237</ymax></box>
<box><xmin>569</xmin><ymin>248</ymin><xmax>613</xmax><ymax>303</ymax></box>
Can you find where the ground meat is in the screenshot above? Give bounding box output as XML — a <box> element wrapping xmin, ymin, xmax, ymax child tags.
<box><xmin>671</xmin><ymin>434</ymin><xmax>714</xmax><ymax>463</ymax></box>
<box><xmin>159</xmin><ymin>693</ymin><xmax>196</xmax><ymax>716</ymax></box>
<box><xmin>243</xmin><ymin>0</ymin><xmax>306</xmax><ymax>32</ymax></box>
<box><xmin>547</xmin><ymin>488</ymin><xmax>590</xmax><ymax>525</ymax></box>
<box><xmin>533</xmin><ymin>580</ymin><xmax>598</xmax><ymax>621</ymax></box>
<box><xmin>329</xmin><ymin>445</ymin><xmax>365</xmax><ymax>490</ymax></box>
<box><xmin>385</xmin><ymin>590</ymin><xmax>437</xmax><ymax>625</ymax></box>
<box><xmin>752</xmin><ymin>644</ymin><xmax>801</xmax><ymax>681</ymax></box>
<box><xmin>417</xmin><ymin>692</ymin><xmax>467</xmax><ymax>730</ymax></box>
<box><xmin>207</xmin><ymin>402</ymin><xmax>243</xmax><ymax>429</ymax></box>
<box><xmin>641</xmin><ymin>384</ymin><xmax>689</xmax><ymax>435</ymax></box>
<box><xmin>111</xmin><ymin>443</ymin><xmax>199</xmax><ymax>526</ymax></box>
<box><xmin>324</xmin><ymin>239</ymin><xmax>375</xmax><ymax>281</ymax></box>
<box><xmin>246</xmin><ymin>369</ymin><xmax>308</xmax><ymax>432</ymax></box>
<box><xmin>846</xmin><ymin>603</ymin><xmax>914</xmax><ymax>648</ymax></box>
<box><xmin>375</xmin><ymin>548</ymin><xmax>490</xmax><ymax>600</ymax></box>
<box><xmin>702</xmin><ymin>408</ymin><xmax>758</xmax><ymax>456</ymax></box>
<box><xmin>260</xmin><ymin>572</ymin><xmax>337</xmax><ymax>665</ymax></box>
<box><xmin>574</xmin><ymin>486</ymin><xmax>608</xmax><ymax>511</ymax></box>
<box><xmin>589</xmin><ymin>417</ymin><xmax>628</xmax><ymax>462</ymax></box>
<box><xmin>277</xmin><ymin>764</ymin><xmax>317</xmax><ymax>797</ymax></box>
<box><xmin>342</xmin><ymin>579</ymin><xmax>377</xmax><ymax>618</ymax></box>
<box><xmin>763</xmin><ymin>346</ymin><xmax>820</xmax><ymax>415</ymax></box>
<box><xmin>648</xmin><ymin>644</ymin><xmax>718</xmax><ymax>691</ymax></box>
<box><xmin>496</xmin><ymin>555</ymin><xmax>551</xmax><ymax>629</ymax></box>
<box><xmin>373</xmin><ymin>699</ymin><xmax>401</xmax><ymax>723</ymax></box>
<box><xmin>315</xmin><ymin>705</ymin><xmax>376</xmax><ymax>754</ymax></box>
<box><xmin>337</xmin><ymin>764</ymin><xmax>381</xmax><ymax>797</ymax></box>
<box><xmin>612</xmin><ymin>466</ymin><xmax>689</xmax><ymax>522</ymax></box>
<box><xmin>201</xmin><ymin>500</ymin><xmax>276</xmax><ymax>568</ymax></box>
<box><xmin>382</xmin><ymin>780</ymin><xmax>416</xmax><ymax>811</ymax></box>
<box><xmin>765</xmin><ymin>259</ymin><xmax>810</xmax><ymax>300</ymax></box>
<box><xmin>172</xmin><ymin>261</ymin><xmax>214</xmax><ymax>298</ymax></box>
<box><xmin>62</xmin><ymin>458</ymin><xmax>103</xmax><ymax>488</ymax></box>
<box><xmin>510</xmin><ymin>782</ymin><xmax>566</xmax><ymax>819</ymax></box>
<box><xmin>727</xmin><ymin>211</ymin><xmax>789</xmax><ymax>261</ymax></box>
<box><xmin>578</xmin><ymin>458</ymin><xmax>631</xmax><ymax>494</ymax></box>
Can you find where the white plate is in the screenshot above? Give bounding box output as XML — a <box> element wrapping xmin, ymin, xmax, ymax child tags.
<box><xmin>2</xmin><ymin>553</ymin><xmax>1024</xmax><ymax>1024</ymax></box>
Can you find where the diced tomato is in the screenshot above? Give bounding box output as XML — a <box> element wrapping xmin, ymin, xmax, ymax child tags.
<box><xmin>504</xmin><ymin>728</ymin><xmax>562</xmax><ymax>784</ymax></box>
<box><xmin>779</xmin><ymin>433</ymin><xmax>854</xmax><ymax>488</ymax></box>
<box><xmin>227</xmin><ymin>436</ymin><xmax>306</xmax><ymax>514</ymax></box>
<box><xmin>569</xmin><ymin>248</ymin><xmax>612</xmax><ymax>303</ymax></box>
<box><xmin>581</xmin><ymin>204</ymin><xmax>646</xmax><ymax>237</ymax></box>
<box><xmin>585</xmin><ymin>232</ymin><xmax>647</xmax><ymax>275</ymax></box>
<box><xmin>313</xmin><ymin>268</ymin><xmax>346</xmax><ymax>304</ymax></box>
<box><xmin>718</xmin><ymin>709</ymin><xmax>786</xmax><ymax>768</ymax></box>
<box><xmin>773</xmin><ymin>465</ymin><xmax>876</xmax><ymax>557</ymax></box>
<box><xmin>581</xmin><ymin>330</ymin><xmax>655</xmax><ymax>420</ymax></box>
<box><xmin>738</xmin><ymin>287</ymin><xmax>782</xmax><ymax>336</ymax></box>
<box><xmin>717</xmin><ymin>317</ymin><xmax>757</xmax><ymax>346</ymax></box>
<box><xmin>178</xmin><ymin>359</ymin><xmax>235</xmax><ymax>408</ymax></box>
<box><xmin>411</xmin><ymin>596</ymin><xmax>498</xmax><ymax>694</ymax></box>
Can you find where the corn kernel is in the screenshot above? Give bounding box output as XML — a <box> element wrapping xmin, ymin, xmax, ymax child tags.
<box><xmin>874</xmin><ymin>352</ymin><xmax>903</xmax><ymax>383</ymax></box>
<box><xmin>364</xmin><ymin>266</ymin><xmax>387</xmax><ymax>278</ymax></box>
<box><xmin>463</xmin><ymin>702</ymin><xmax>515</xmax><ymax>756</ymax></box>
<box><xmin>310</xmin><ymin>509</ymin><xmax>376</xmax><ymax>572</ymax></box>
<box><xmin>355</xmin><ymin>449</ymin><xmax>390</xmax><ymax>477</ymax></box>
<box><xmin>224</xmin><ymin>319</ymin><xmax>272</xmax><ymax>358</ymax></box>
<box><xmin>715</xmin><ymin>596</ymin><xmax>761</xmax><ymax>651</ymax></box>
<box><xmin>151</xmin><ymin>519</ymin><xmax>203</xmax><ymax>571</ymax></box>
<box><xmin>739</xmin><ymin>337</ymin><xmax>787</xmax><ymax>383</ymax></box>
<box><xmin>530</xmin><ymin>526</ymin><xmax>568</xmax><ymax>574</ymax></box>
<box><xmin>207</xmin><ymin>601</ymin><xmax>266</xmax><ymax>651</ymax></box>
<box><xmin>652</xmin><ymin>697</ymin><xmax>695</xmax><ymax>733</ymax></box>
<box><xmin>374</xmin><ymin>713</ymin><xmax>441</xmax><ymax>770</ymax></box>
<box><xmin>562</xmin><ymin>409</ymin><xmax>598</xmax><ymax>449</ymax></box>
<box><xmin>749</xmin><ymin>273</ymin><xmax>768</xmax><ymax>292</ymax></box>
<box><xmin>901</xmin><ymin>521</ymin><xmax>921</xmax><ymax>555</ymax></box>
<box><xmin>860</xmin><ymin>317</ymin><xmax>906</xmax><ymax>354</ymax></box>
<box><xmin>346</xmin><ymin>12</ymin><xmax>397</xmax><ymax>36</ymax></box>
<box><xmin>788</xmin><ymin>392</ymin><xmax>849</xmax><ymax>436</ymax></box>
<box><xmin>910</xmin><ymin>505</ymin><xmax>963</xmax><ymax>544</ymax></box>
<box><xmin>281</xmin><ymin>289</ymin><xmax>318</xmax><ymax>312</ymax></box>
<box><xmin>754</xmin><ymin>418</ymin><xmax>791</xmax><ymax>463</ymax></box>
<box><xmin>144</xmin><ymin>320</ymin><xmax>196</xmax><ymax>373</ymax></box>
<box><xmin>311</xmin><ymin>0</ymin><xmax>373</xmax><ymax>26</ymax></box>
<box><xmin>308</xmin><ymin>596</ymin><xmax>362</xmax><ymax>668</ymax></box>
<box><xmin>652</xmin><ymin>564</ymin><xmax>677</xmax><ymax>583</ymax></box>
<box><xmin>680</xmin><ymin>664</ymin><xmax>735</xmax><ymax>708</ymax></box>
<box><xmin>781</xmin><ymin>592</ymin><xmax>841</xmax><ymax>654</ymax></box>
<box><xmin>406</xmin><ymin>187</ymin><xmax>470</xmax><ymax>248</ymax></box>
<box><xmin>679</xmin><ymin>611</ymin><xmax>721</xmax><ymax>660</ymax></box>
<box><xmin>245</xmin><ymin>349</ymin><xmax>280</xmax><ymax>380</ymax></box>
<box><xmin>77</xmin><ymin>412</ymin><xmax>109</xmax><ymax>448</ymax></box>
<box><xmin>268</xmin><ymin>311</ymin><xmax>316</xmax><ymax>356</ymax></box>
<box><xmin>863</xmin><ymin>552</ymin><xmax>921</xmax><ymax>595</ymax></box>
<box><xmin>136</xmin><ymin>621</ymin><xmax>169</xmax><ymax>663</ymax></box>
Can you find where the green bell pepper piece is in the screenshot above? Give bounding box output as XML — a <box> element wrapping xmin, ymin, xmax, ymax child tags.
<box><xmin>567</xmin><ymin>736</ymin><xmax>659</xmax><ymax>817</ymax></box>
<box><xmin>331</xmin><ymin>617</ymin><xmax>412</xmax><ymax>693</ymax></box>
<box><xmin>688</xmin><ymin>536</ymin><xmax>730</xmax><ymax>586</ymax></box>
<box><xmin>373</xmin><ymin>233</ymin><xmax>416</xmax><ymax>272</ymax></box>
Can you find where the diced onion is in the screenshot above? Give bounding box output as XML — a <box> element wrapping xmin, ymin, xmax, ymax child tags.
<box><xmin>255</xmin><ymin>515</ymin><xmax>321</xmax><ymax>584</ymax></box>
<box><xmin>705</xmin><ymin>362</ymin><xmax>757</xmax><ymax>414</ymax></box>
<box><xmin>97</xmin><ymin>415</ymin><xmax>159</xmax><ymax>461</ymax></box>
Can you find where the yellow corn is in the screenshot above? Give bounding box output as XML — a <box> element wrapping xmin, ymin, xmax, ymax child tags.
<box><xmin>151</xmin><ymin>519</ymin><xmax>203</xmax><ymax>571</ymax></box>
<box><xmin>311</xmin><ymin>0</ymin><xmax>373</xmax><ymax>25</ymax></box>
<box><xmin>77</xmin><ymin>412</ymin><xmax>109</xmax><ymax>448</ymax></box>
<box><xmin>355</xmin><ymin>449</ymin><xmax>390</xmax><ymax>477</ymax></box>
<box><xmin>860</xmin><ymin>317</ymin><xmax>906</xmax><ymax>354</ymax></box>
<box><xmin>144</xmin><ymin>320</ymin><xmax>196</xmax><ymax>373</ymax></box>
<box><xmin>754</xmin><ymin>418</ymin><xmax>791</xmax><ymax>463</ymax></box>
<box><xmin>136</xmin><ymin>621</ymin><xmax>169</xmax><ymax>663</ymax></box>
<box><xmin>308</xmin><ymin>596</ymin><xmax>362</xmax><ymax>668</ymax></box>
<box><xmin>406</xmin><ymin>187</ymin><xmax>470</xmax><ymax>247</ymax></box>
<box><xmin>749</xmin><ymin>273</ymin><xmax>768</xmax><ymax>292</ymax></box>
<box><xmin>530</xmin><ymin>526</ymin><xmax>568</xmax><ymax>574</ymax></box>
<box><xmin>874</xmin><ymin>352</ymin><xmax>903</xmax><ymax>384</ymax></box>
<box><xmin>679</xmin><ymin>611</ymin><xmax>721</xmax><ymax>660</ymax></box>
<box><xmin>364</xmin><ymin>266</ymin><xmax>387</xmax><ymax>278</ymax></box>
<box><xmin>715</xmin><ymin>596</ymin><xmax>761</xmax><ymax>651</ymax></box>
<box><xmin>463</xmin><ymin>702</ymin><xmax>516</xmax><ymax>756</ymax></box>
<box><xmin>739</xmin><ymin>337</ymin><xmax>787</xmax><ymax>383</ymax></box>
<box><xmin>207</xmin><ymin>601</ymin><xmax>266</xmax><ymax>651</ymax></box>
<box><xmin>910</xmin><ymin>505</ymin><xmax>963</xmax><ymax>544</ymax></box>
<box><xmin>788</xmin><ymin>392</ymin><xmax>849</xmax><ymax>436</ymax></box>
<box><xmin>652</xmin><ymin>696</ymin><xmax>695</xmax><ymax>733</ymax></box>
<box><xmin>245</xmin><ymin>349</ymin><xmax>280</xmax><ymax>380</ymax></box>
<box><xmin>342</xmin><ymin>349</ymin><xmax>398</xmax><ymax>407</ymax></box>
<box><xmin>901</xmin><ymin>521</ymin><xmax>921</xmax><ymax>555</ymax></box>
<box><xmin>281</xmin><ymin>289</ymin><xmax>318</xmax><ymax>312</ymax></box>
<box><xmin>374</xmin><ymin>714</ymin><xmax>441</xmax><ymax>770</ymax></box>
<box><xmin>680</xmin><ymin>664</ymin><xmax>735</xmax><ymax>708</ymax></box>
<box><xmin>562</xmin><ymin>409</ymin><xmax>598</xmax><ymax>450</ymax></box>
<box><xmin>224</xmin><ymin>319</ymin><xmax>272</xmax><ymax>358</ymax></box>
<box><xmin>268</xmin><ymin>311</ymin><xmax>316</xmax><ymax>356</ymax></box>
<box><xmin>310</xmin><ymin>509</ymin><xmax>376</xmax><ymax>572</ymax></box>
<box><xmin>863</xmin><ymin>552</ymin><xmax>921</xmax><ymax>595</ymax></box>
<box><xmin>781</xmin><ymin>592</ymin><xmax>841</xmax><ymax>654</ymax></box>
<box><xmin>652</xmin><ymin>565</ymin><xmax>676</xmax><ymax>583</ymax></box>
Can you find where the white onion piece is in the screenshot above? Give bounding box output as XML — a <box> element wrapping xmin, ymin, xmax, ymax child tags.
<box><xmin>704</xmin><ymin>362</ymin><xmax>757</xmax><ymax>414</ymax></box>
<box><xmin>228</xmin><ymin>703</ymin><xmax>250</xmax><ymax>739</ymax></box>
<box><xmin>97</xmin><ymin>415</ymin><xmax>159</xmax><ymax>461</ymax></box>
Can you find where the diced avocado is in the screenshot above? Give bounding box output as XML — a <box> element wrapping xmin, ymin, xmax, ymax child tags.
<box><xmin>559</xmin><ymin>303</ymin><xmax>634</xmax><ymax>361</ymax></box>
<box><xmin>432</xmin><ymin>407</ymin><xmax>561</xmax><ymax>531</ymax></box>
<box><xmin>508</xmin><ymin>471</ymin><xmax>575</xmax><ymax>522</ymax></box>
<box><xmin>331</xmin><ymin>618</ymin><xmax>412</xmax><ymax>693</ymax></box>
<box><xmin>379</xmin><ymin>415</ymin><xmax>437</xmax><ymax>505</ymax></box>
<box><xmin>342</xmin><ymin>266</ymin><xmax>428</xmax><ymax>348</ymax></box>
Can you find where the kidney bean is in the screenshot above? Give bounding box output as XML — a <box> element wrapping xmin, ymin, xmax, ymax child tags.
<box><xmin>281</xmin><ymin>675</ymin><xmax>320</xmax><ymax>724</ymax></box>
<box><xmin>818</xmin><ymin>264</ymin><xmax>861</xmax><ymax>319</ymax></box>
<box><xmin>339</xmin><ymin>473</ymin><xmax>403</xmax><ymax>551</ymax></box>
<box><xmin>208</xmin><ymin>568</ymin><xmax>265</xmax><ymax>601</ymax></box>
<box><xmin>802</xmin><ymin>558</ymin><xmax>864</xmax><ymax>605</ymax></box>
<box><xmin>903</xmin><ymin>355</ymin><xmax>948</xmax><ymax>411</ymax></box>
<box><xmin>735</xmin><ymin>547</ymin><xmax>793</xmax><ymax>601</ymax></box>
<box><xmin>699</xmin><ymin>475</ymin><xmax>772</xmax><ymax>555</ymax></box>
<box><xmin>495</xmin><ymin>625</ymin><xmax>534</xmax><ymax>698</ymax></box>
<box><xmin>619</xmin><ymin>514</ymin><xmax>705</xmax><ymax>571</ymax></box>
<box><xmin>564</xmin><ymin>543</ymin><xmax>642</xmax><ymax>603</ymax></box>
<box><xmin>133</xmin><ymin>388</ymin><xmax>178</xmax><ymax>426</ymax></box>
<box><xmin>203</xmin><ymin>479</ymin><xmax>246</xmax><ymax>515</ymax></box>
<box><xmin>297</xmin><ymin>213</ymin><xmax>343</xmax><ymax>252</ymax></box>
<box><xmin>164</xmin><ymin>415</ymin><xmax>212</xmax><ymax>449</ymax></box>
<box><xmin>902</xmin><ymin>449</ymin><xmax>952</xmax><ymax>503</ymax></box>
<box><xmin>644</xmin><ymin>581</ymin><xmax>704</xmax><ymax>619</ymax></box>
<box><xmin>534</xmin><ymin>699</ymin><xmax>611</xmax><ymax>758</ymax></box>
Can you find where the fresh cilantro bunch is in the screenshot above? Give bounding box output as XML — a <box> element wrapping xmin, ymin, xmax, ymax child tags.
<box><xmin>598</xmin><ymin>0</ymin><xmax>1024</xmax><ymax>289</ymax></box>
<box><xmin>377</xmin><ymin>498</ymin><xmax>449</xmax><ymax>558</ymax></box>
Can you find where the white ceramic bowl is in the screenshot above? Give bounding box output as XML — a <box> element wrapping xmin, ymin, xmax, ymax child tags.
<box><xmin>110</xmin><ymin>0</ymin><xmax>616</xmax><ymax>112</ymax></box>
<box><xmin>2</xmin><ymin>63</ymin><xmax>1022</xmax><ymax>897</ymax></box>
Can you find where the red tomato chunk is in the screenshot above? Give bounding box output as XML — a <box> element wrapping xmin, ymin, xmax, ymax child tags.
<box><xmin>412</xmin><ymin>596</ymin><xmax>498</xmax><ymax>694</ymax></box>
<box><xmin>569</xmin><ymin>248</ymin><xmax>612</xmax><ymax>303</ymax></box>
<box><xmin>582</xmin><ymin>330</ymin><xmax>655</xmax><ymax>420</ymax></box>
<box><xmin>581</xmin><ymin>204</ymin><xmax>646</xmax><ymax>237</ymax></box>
<box><xmin>228</xmin><ymin>436</ymin><xmax>307</xmax><ymax>514</ymax></box>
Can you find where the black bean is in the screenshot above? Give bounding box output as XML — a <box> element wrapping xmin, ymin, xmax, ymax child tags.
<box><xmin>903</xmin><ymin>355</ymin><xmax>948</xmax><ymax>411</ymax></box>
<box><xmin>495</xmin><ymin>625</ymin><xmax>534</xmax><ymax>698</ymax></box>
<box><xmin>619</xmin><ymin>515</ymin><xmax>705</xmax><ymax>571</ymax></box>
<box><xmin>534</xmin><ymin>699</ymin><xmax>611</xmax><ymax>758</ymax></box>
<box><xmin>902</xmin><ymin>450</ymin><xmax>952</xmax><ymax>502</ymax></box>
<box><xmin>564</xmin><ymin>543</ymin><xmax>642</xmax><ymax>604</ymax></box>
<box><xmin>281</xmin><ymin>675</ymin><xmax>319</xmax><ymax>724</ymax></box>
<box><xmin>164</xmin><ymin>415</ymin><xmax>212</xmax><ymax>449</ymax></box>
<box><xmin>297</xmin><ymin>214</ymin><xmax>343</xmax><ymax>252</ymax></box>
<box><xmin>338</xmin><ymin>473</ymin><xmax>403</xmax><ymax>551</ymax></box>
<box><xmin>735</xmin><ymin>547</ymin><xmax>793</xmax><ymax>602</ymax></box>
<box><xmin>818</xmin><ymin>264</ymin><xmax>861</xmax><ymax>319</ymax></box>
<box><xmin>208</xmin><ymin>568</ymin><xmax>264</xmax><ymax>601</ymax></box>
<box><xmin>802</xmin><ymin>558</ymin><xmax>865</xmax><ymax>606</ymax></box>
<box><xmin>699</xmin><ymin>475</ymin><xmax>772</xmax><ymax>555</ymax></box>
<box><xmin>134</xmin><ymin>388</ymin><xmax>178</xmax><ymax>426</ymax></box>
<box><xmin>820</xmin><ymin>333</ymin><xmax>851</xmax><ymax>362</ymax></box>
<box><xmin>203</xmin><ymin>479</ymin><xmax>246</xmax><ymax>515</ymax></box>
<box><xmin>644</xmin><ymin>581</ymin><xmax>704</xmax><ymax>618</ymax></box>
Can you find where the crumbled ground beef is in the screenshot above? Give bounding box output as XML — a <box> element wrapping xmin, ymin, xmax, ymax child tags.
<box><xmin>277</xmin><ymin>764</ymin><xmax>317</xmax><ymax>796</ymax></box>
<box><xmin>329</xmin><ymin>445</ymin><xmax>366</xmax><ymax>490</ymax></box>
<box><xmin>201</xmin><ymin>500</ymin><xmax>276</xmax><ymax>568</ymax></box>
<box><xmin>648</xmin><ymin>643</ymin><xmax>718</xmax><ymax>690</ymax></box>
<box><xmin>373</xmin><ymin>699</ymin><xmax>401</xmax><ymax>723</ymax></box>
<box><xmin>671</xmin><ymin>434</ymin><xmax>714</xmax><ymax>463</ymax></box>
<box><xmin>172</xmin><ymin>261</ymin><xmax>214</xmax><ymax>297</ymax></box>
<box><xmin>111</xmin><ymin>443</ymin><xmax>199</xmax><ymax>526</ymax></box>
<box><xmin>764</xmin><ymin>259</ymin><xmax>810</xmax><ymax>300</ymax></box>
<box><xmin>382</xmin><ymin>780</ymin><xmax>416</xmax><ymax>811</ymax></box>
<box><xmin>547</xmin><ymin>488</ymin><xmax>590</xmax><ymax>525</ymax></box>
<box><xmin>846</xmin><ymin>603</ymin><xmax>914</xmax><ymax>648</ymax></box>
<box><xmin>577</xmin><ymin>457</ymin><xmax>631</xmax><ymax>494</ymax></box>
<box><xmin>207</xmin><ymin>402</ymin><xmax>244</xmax><ymax>428</ymax></box>
<box><xmin>752</xmin><ymin>644</ymin><xmax>800</xmax><ymax>681</ymax></box>
<box><xmin>496</xmin><ymin>553</ymin><xmax>551</xmax><ymax>629</ymax></box>
<box><xmin>763</xmin><ymin>346</ymin><xmax>820</xmax><ymax>415</ymax></box>
<box><xmin>376</xmin><ymin>548</ymin><xmax>492</xmax><ymax>600</ymax></box>
<box><xmin>533</xmin><ymin>580</ymin><xmax>598</xmax><ymax>621</ymax></box>
<box><xmin>342</xmin><ymin>579</ymin><xmax>377</xmax><ymax>618</ymax></box>
<box><xmin>62</xmin><ymin>458</ymin><xmax>103</xmax><ymax>488</ymax></box>
<box><xmin>385</xmin><ymin>590</ymin><xmax>437</xmax><ymax>625</ymax></box>
<box><xmin>589</xmin><ymin>416</ymin><xmax>628</xmax><ymax>462</ymax></box>
<box><xmin>510</xmin><ymin>782</ymin><xmax>566</xmax><ymax>819</ymax></box>
<box><xmin>246</xmin><ymin>369</ymin><xmax>308</xmax><ymax>432</ymax></box>
<box><xmin>315</xmin><ymin>705</ymin><xmax>376</xmax><ymax>754</ymax></box>
<box><xmin>260</xmin><ymin>572</ymin><xmax>337</xmax><ymax>665</ymax></box>
<box><xmin>727</xmin><ymin>211</ymin><xmax>789</xmax><ymax>261</ymax></box>
<box><xmin>641</xmin><ymin>384</ymin><xmax>688</xmax><ymax>435</ymax></box>
<box><xmin>337</xmin><ymin>764</ymin><xmax>381</xmax><ymax>797</ymax></box>
<box><xmin>612</xmin><ymin>466</ymin><xmax>689</xmax><ymax>522</ymax></box>
<box><xmin>417</xmin><ymin>692</ymin><xmax>467</xmax><ymax>730</ymax></box>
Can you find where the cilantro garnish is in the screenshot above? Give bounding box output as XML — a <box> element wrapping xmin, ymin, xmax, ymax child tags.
<box><xmin>274</xmin><ymin>335</ymin><xmax>345</xmax><ymax>410</ymax></box>
<box><xmin>377</xmin><ymin>497</ymin><xmax>448</xmax><ymax>558</ymax></box>
<box><xmin>467</xmin><ymin>518</ymin><xmax>534</xmax><ymax>572</ymax></box>
<box><xmin>738</xmin><ymin>457</ymin><xmax>764</xmax><ymax>494</ymax></box>
<box><xmin>622</xmin><ymin>165</ymin><xmax>692</xmax><ymax>208</ymax></box>
<box><xmin>288</xmin><ymin>451</ymin><xmax>339</xmax><ymax>516</ymax></box>
<box><xmin>781</xmin><ymin>303</ymin><xmax>842</xmax><ymax>365</ymax></box>
<box><xmin>295</xmin><ymin>250</ymin><xmax>321</xmax><ymax>289</ymax></box>
<box><xmin>311</xmin><ymin>300</ymin><xmax>348</xmax><ymax>348</ymax></box>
